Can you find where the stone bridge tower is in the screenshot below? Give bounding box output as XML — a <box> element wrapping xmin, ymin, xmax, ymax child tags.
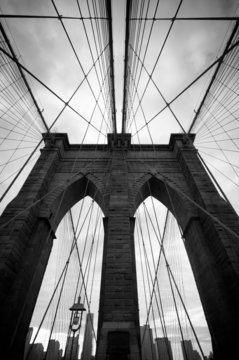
<box><xmin>0</xmin><ymin>133</ymin><xmax>239</xmax><ymax>360</ymax></box>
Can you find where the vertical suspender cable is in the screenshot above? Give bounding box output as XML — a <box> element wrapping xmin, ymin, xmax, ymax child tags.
<box><xmin>105</xmin><ymin>0</ymin><xmax>117</xmax><ymax>133</ymax></box>
<box><xmin>122</xmin><ymin>0</ymin><xmax>132</xmax><ymax>133</ymax></box>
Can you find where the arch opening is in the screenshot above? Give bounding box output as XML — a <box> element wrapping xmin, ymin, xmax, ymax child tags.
<box><xmin>134</xmin><ymin>193</ymin><xmax>212</xmax><ymax>360</ymax></box>
<box><xmin>133</xmin><ymin>175</ymin><xmax>194</xmax><ymax>233</ymax></box>
<box><xmin>27</xmin><ymin>196</ymin><xmax>104</xmax><ymax>359</ymax></box>
<box><xmin>48</xmin><ymin>175</ymin><xmax>105</xmax><ymax>232</ymax></box>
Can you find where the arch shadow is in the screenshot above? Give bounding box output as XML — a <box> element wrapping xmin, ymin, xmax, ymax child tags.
<box><xmin>133</xmin><ymin>175</ymin><xmax>194</xmax><ymax>231</ymax></box>
<box><xmin>47</xmin><ymin>174</ymin><xmax>105</xmax><ymax>232</ymax></box>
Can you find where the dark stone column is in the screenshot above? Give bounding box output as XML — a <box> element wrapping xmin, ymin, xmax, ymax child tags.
<box><xmin>183</xmin><ymin>218</ymin><xmax>239</xmax><ymax>360</ymax></box>
<box><xmin>170</xmin><ymin>134</ymin><xmax>239</xmax><ymax>359</ymax></box>
<box><xmin>0</xmin><ymin>136</ymin><xmax>61</xmax><ymax>359</ymax></box>
<box><xmin>96</xmin><ymin>135</ymin><xmax>141</xmax><ymax>360</ymax></box>
<box><xmin>0</xmin><ymin>219</ymin><xmax>55</xmax><ymax>360</ymax></box>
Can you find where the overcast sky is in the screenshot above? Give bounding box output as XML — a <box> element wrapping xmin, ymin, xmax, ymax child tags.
<box><xmin>0</xmin><ymin>0</ymin><xmax>238</xmax><ymax>141</ymax></box>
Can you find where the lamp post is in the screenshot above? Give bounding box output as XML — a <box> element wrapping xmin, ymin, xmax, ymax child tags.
<box><xmin>64</xmin><ymin>296</ymin><xmax>86</xmax><ymax>360</ymax></box>
<box><xmin>69</xmin><ymin>296</ymin><xmax>86</xmax><ymax>333</ymax></box>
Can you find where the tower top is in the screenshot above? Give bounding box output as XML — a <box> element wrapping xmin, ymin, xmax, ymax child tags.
<box><xmin>107</xmin><ymin>133</ymin><xmax>131</xmax><ymax>148</ymax></box>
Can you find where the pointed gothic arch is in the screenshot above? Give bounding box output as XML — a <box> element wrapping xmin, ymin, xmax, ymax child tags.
<box><xmin>40</xmin><ymin>173</ymin><xmax>105</xmax><ymax>233</ymax></box>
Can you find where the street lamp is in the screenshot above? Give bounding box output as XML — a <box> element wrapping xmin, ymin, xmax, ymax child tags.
<box><xmin>64</xmin><ymin>297</ymin><xmax>86</xmax><ymax>360</ymax></box>
<box><xmin>69</xmin><ymin>296</ymin><xmax>86</xmax><ymax>333</ymax></box>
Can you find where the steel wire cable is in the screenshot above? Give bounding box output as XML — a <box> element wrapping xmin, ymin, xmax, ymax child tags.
<box><xmin>125</xmin><ymin>0</ymin><xmax>184</xmax><ymax>133</ymax></box>
<box><xmin>76</xmin><ymin>0</ymin><xmax>108</xmax><ymax>106</ymax></box>
<box><xmin>0</xmin><ymin>46</ymin><xmax>107</xmax><ymax>136</ymax></box>
<box><xmin>2</xmin><ymin>2</ymin><xmax>239</xmax><ymax>357</ymax></box>
<box><xmin>142</xmin><ymin>203</ymin><xmax>171</xmax><ymax>345</ymax></box>
<box><xmin>77</xmin><ymin>2</ymin><xmax>115</xmax><ymax>129</ymax></box>
<box><xmin>130</xmin><ymin>105</ymin><xmax>213</xmax><ymax>359</ymax></box>
<box><xmin>50</xmin><ymin>0</ymin><xmax>110</xmax><ymax>131</ymax></box>
<box><xmin>24</xmin><ymin>201</ymin><xmax>95</xmax><ymax>359</ymax></box>
<box><xmin>81</xmin><ymin>206</ymin><xmax>102</xmax><ymax>303</ymax></box>
<box><xmin>138</xmin><ymin>208</ymin><xmax>171</xmax><ymax>353</ymax></box>
<box><xmin>89</xmin><ymin>217</ymin><xmax>102</xmax><ymax>304</ymax></box>
<box><xmin>0</xmin><ymin>22</ymin><xmax>49</xmax><ymax>132</ymax></box>
<box><xmin>0</xmin><ymin>42</ymin><xmax>110</xmax><ymax>203</ymax></box>
<box><xmin>27</xmin><ymin>112</ymin><xmax>115</xmax><ymax>354</ymax></box>
<box><xmin>128</xmin><ymin>0</ymin><xmax>162</xmax><ymax>110</ymax></box>
<box><xmin>129</xmin><ymin>87</ymin><xmax>239</xmax><ymax>242</ymax></box>
<box><xmin>23</xmin><ymin>195</ymin><xmax>97</xmax><ymax>356</ymax></box>
<box><xmin>146</xmin><ymin>199</ymin><xmax>206</xmax><ymax>359</ymax></box>
<box><xmin>198</xmin><ymin>155</ymin><xmax>239</xmax><ymax>188</ymax></box>
<box><xmin>146</xmin><ymin>201</ymin><xmax>206</xmax><ymax>358</ymax></box>
<box><xmin>2</xmin><ymin>65</ymin><xmax>112</xmax><ymax>358</ymax></box>
<box><xmin>132</xmin><ymin>39</ymin><xmax>239</xmax><ymax>137</ymax></box>
<box><xmin>123</xmin><ymin>0</ymin><xmax>157</xmax><ymax>131</ymax></box>
<box><xmin>67</xmin><ymin>204</ymin><xmax>100</xmax><ymax>346</ymax></box>
<box><xmin>127</xmin><ymin>46</ymin><xmax>188</xmax><ymax>134</ymax></box>
<box><xmin>194</xmin><ymin>73</ymin><xmax>239</xmax><ymax>136</ymax></box>
<box><xmin>130</xmin><ymin>0</ymin><xmax>147</xmax><ymax>89</ymax></box>
<box><xmin>196</xmin><ymin>101</ymin><xmax>239</xmax><ymax>148</ymax></box>
<box><xmin>0</xmin><ymin>82</ymin><xmax>44</xmax><ymax>136</ymax></box>
<box><xmin>190</xmin><ymin>22</ymin><xmax>239</xmax><ymax>133</ymax></box>
<box><xmin>127</xmin><ymin>0</ymin><xmax>151</xmax><ymax>127</ymax></box>
<box><xmin>26</xmin><ymin>148</ymin><xmax>108</xmax><ymax>357</ymax></box>
<box><xmin>195</xmin><ymin>107</ymin><xmax>239</xmax><ymax>179</ymax></box>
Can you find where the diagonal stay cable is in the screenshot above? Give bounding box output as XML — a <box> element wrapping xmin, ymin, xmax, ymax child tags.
<box><xmin>151</xmin><ymin>172</ymin><xmax>239</xmax><ymax>240</ymax></box>
<box><xmin>88</xmin><ymin>217</ymin><xmax>102</xmax><ymax>304</ymax></box>
<box><xmin>81</xmin><ymin>207</ymin><xmax>102</xmax><ymax>304</ymax></box>
<box><xmin>4</xmin><ymin>55</ymin><xmax>111</xmax><ymax>352</ymax></box>
<box><xmin>129</xmin><ymin>0</ymin><xmax>147</xmax><ymax>107</ymax></box>
<box><xmin>24</xmin><ymin>200</ymin><xmax>95</xmax><ymax>360</ymax></box>
<box><xmin>144</xmin><ymin>200</ymin><xmax>206</xmax><ymax>359</ymax></box>
<box><xmin>123</xmin><ymin>0</ymin><xmax>161</xmax><ymax>132</ymax></box>
<box><xmin>130</xmin><ymin>43</ymin><xmax>239</xmax><ymax>165</ymax></box>
<box><xmin>128</xmin><ymin>45</ymin><xmax>187</xmax><ymax>134</ymax></box>
<box><xmin>198</xmin><ymin>154</ymin><xmax>239</xmax><ymax>188</ymax></box>
<box><xmin>197</xmin><ymin>149</ymin><xmax>239</xmax><ymax>171</ymax></box>
<box><xmin>127</xmin><ymin>0</ymin><xmax>184</xmax><ymax>132</ymax></box>
<box><xmin>69</xmin><ymin>208</ymin><xmax>98</xmax><ymax>343</ymax></box>
<box><xmin>43</xmin><ymin>258</ymin><xmax>69</xmax><ymax>360</ymax></box>
<box><xmin>142</xmin><ymin>202</ymin><xmax>172</xmax><ymax>347</ymax></box>
<box><xmin>0</xmin><ymin>44</ymin><xmax>108</xmax><ymax>203</ymax></box>
<box><xmin>129</xmin><ymin>0</ymin><xmax>161</xmax><ymax>115</ymax></box>
<box><xmin>27</xmin><ymin>121</ymin><xmax>110</xmax><ymax>349</ymax></box>
<box><xmin>25</xmin><ymin>263</ymin><xmax>69</xmax><ymax>360</ymax></box>
<box><xmin>0</xmin><ymin>45</ymin><xmax>107</xmax><ymax>135</ymax></box>
<box><xmin>131</xmin><ymin>117</ymin><xmax>211</xmax><ymax>358</ymax></box>
<box><xmin>81</xmin><ymin>65</ymin><xmax>113</xmax><ymax>138</ymax></box>
<box><xmin>127</xmin><ymin>66</ymin><xmax>154</xmax><ymax>143</ymax></box>
<box><xmin>69</xmin><ymin>206</ymin><xmax>99</xmax><ymax>343</ymax></box>
<box><xmin>50</xmin><ymin>0</ymin><xmax>110</xmax><ymax>131</ymax></box>
<box><xmin>0</xmin><ymin>22</ymin><xmax>49</xmax><ymax>132</ymax></box>
<box><xmin>167</xmin><ymin>261</ymin><xmax>189</xmax><ymax>360</ymax></box>
<box><xmin>200</xmin><ymin>121</ymin><xmax>239</xmax><ymax>179</ymax></box>
<box><xmin>139</xmin><ymin>209</ymin><xmax>170</xmax><ymax>349</ymax></box>
<box><xmin>127</xmin><ymin>0</ymin><xmax>151</xmax><ymax>126</ymax></box>
<box><xmin>76</xmin><ymin>0</ymin><xmax>109</xmax><ymax>119</ymax></box>
<box><xmin>188</xmin><ymin>20</ymin><xmax>239</xmax><ymax>133</ymax></box>
<box><xmin>133</xmin><ymin>39</ymin><xmax>239</xmax><ymax>137</ymax></box>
